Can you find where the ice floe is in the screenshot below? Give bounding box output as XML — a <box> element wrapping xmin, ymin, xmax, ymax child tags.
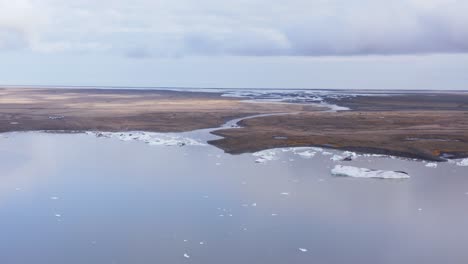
<box><xmin>87</xmin><ymin>131</ymin><xmax>205</xmax><ymax>147</ymax></box>
<box><xmin>456</xmin><ymin>158</ymin><xmax>468</xmax><ymax>166</ymax></box>
<box><xmin>331</xmin><ymin>165</ymin><xmax>410</xmax><ymax>179</ymax></box>
<box><xmin>253</xmin><ymin>150</ymin><xmax>279</xmax><ymax>163</ymax></box>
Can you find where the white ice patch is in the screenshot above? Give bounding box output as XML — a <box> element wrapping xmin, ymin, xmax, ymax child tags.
<box><xmin>295</xmin><ymin>150</ymin><xmax>316</xmax><ymax>158</ymax></box>
<box><xmin>299</xmin><ymin>248</ymin><xmax>308</xmax><ymax>252</ymax></box>
<box><xmin>425</xmin><ymin>163</ymin><xmax>438</xmax><ymax>168</ymax></box>
<box><xmin>253</xmin><ymin>150</ymin><xmax>279</xmax><ymax>163</ymax></box>
<box><xmin>456</xmin><ymin>158</ymin><xmax>468</xmax><ymax>166</ymax></box>
<box><xmin>331</xmin><ymin>165</ymin><xmax>410</xmax><ymax>179</ymax></box>
<box><xmin>87</xmin><ymin>131</ymin><xmax>205</xmax><ymax>147</ymax></box>
<box><xmin>330</xmin><ymin>154</ymin><xmax>345</xmax><ymax>161</ymax></box>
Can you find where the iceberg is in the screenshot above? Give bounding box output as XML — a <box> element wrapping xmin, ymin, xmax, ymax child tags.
<box><xmin>331</xmin><ymin>165</ymin><xmax>410</xmax><ymax>179</ymax></box>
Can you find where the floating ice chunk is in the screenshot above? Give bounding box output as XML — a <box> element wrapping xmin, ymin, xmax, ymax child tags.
<box><xmin>253</xmin><ymin>150</ymin><xmax>278</xmax><ymax>163</ymax></box>
<box><xmin>55</xmin><ymin>214</ymin><xmax>61</xmax><ymax>217</ymax></box>
<box><xmin>280</xmin><ymin>192</ymin><xmax>290</xmax><ymax>196</ymax></box>
<box><xmin>271</xmin><ymin>213</ymin><xmax>278</xmax><ymax>216</ymax></box>
<box><xmin>199</xmin><ymin>242</ymin><xmax>205</xmax><ymax>245</ymax></box>
<box><xmin>251</xmin><ymin>203</ymin><xmax>257</xmax><ymax>207</ymax></box>
<box><xmin>330</xmin><ymin>154</ymin><xmax>344</xmax><ymax>161</ymax></box>
<box><xmin>295</xmin><ymin>150</ymin><xmax>316</xmax><ymax>158</ymax></box>
<box><xmin>299</xmin><ymin>248</ymin><xmax>308</xmax><ymax>252</ymax></box>
<box><xmin>418</xmin><ymin>208</ymin><xmax>423</xmax><ymax>211</ymax></box>
<box><xmin>50</xmin><ymin>196</ymin><xmax>59</xmax><ymax>200</ymax></box>
<box><xmin>456</xmin><ymin>158</ymin><xmax>468</xmax><ymax>166</ymax></box>
<box><xmin>88</xmin><ymin>131</ymin><xmax>205</xmax><ymax>147</ymax></box>
<box><xmin>425</xmin><ymin>163</ymin><xmax>438</xmax><ymax>168</ymax></box>
<box><xmin>331</xmin><ymin>165</ymin><xmax>410</xmax><ymax>179</ymax></box>
<box><xmin>215</xmin><ymin>163</ymin><xmax>221</xmax><ymax>166</ymax></box>
<box><xmin>183</xmin><ymin>253</ymin><xmax>190</xmax><ymax>259</ymax></box>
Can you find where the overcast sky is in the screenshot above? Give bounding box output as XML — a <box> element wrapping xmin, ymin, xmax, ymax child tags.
<box><xmin>1</xmin><ymin>0</ymin><xmax>467</xmax><ymax>89</ymax></box>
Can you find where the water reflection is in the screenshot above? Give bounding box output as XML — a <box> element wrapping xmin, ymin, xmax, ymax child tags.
<box><xmin>0</xmin><ymin>133</ymin><xmax>467</xmax><ymax>264</ymax></box>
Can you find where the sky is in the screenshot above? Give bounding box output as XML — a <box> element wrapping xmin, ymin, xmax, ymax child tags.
<box><xmin>0</xmin><ymin>0</ymin><xmax>467</xmax><ymax>90</ymax></box>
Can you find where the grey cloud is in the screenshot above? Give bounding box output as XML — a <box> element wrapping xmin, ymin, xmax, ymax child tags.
<box><xmin>1</xmin><ymin>0</ymin><xmax>468</xmax><ymax>57</ymax></box>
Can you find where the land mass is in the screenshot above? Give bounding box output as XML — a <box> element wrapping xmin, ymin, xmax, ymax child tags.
<box><xmin>1</xmin><ymin>87</ymin><xmax>468</xmax><ymax>161</ymax></box>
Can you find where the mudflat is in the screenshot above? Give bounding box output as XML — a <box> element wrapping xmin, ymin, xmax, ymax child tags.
<box><xmin>1</xmin><ymin>87</ymin><xmax>468</xmax><ymax>161</ymax></box>
<box><xmin>0</xmin><ymin>88</ymin><xmax>320</xmax><ymax>133</ymax></box>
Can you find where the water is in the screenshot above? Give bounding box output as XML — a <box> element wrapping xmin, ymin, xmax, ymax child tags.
<box><xmin>1</xmin><ymin>132</ymin><xmax>468</xmax><ymax>264</ymax></box>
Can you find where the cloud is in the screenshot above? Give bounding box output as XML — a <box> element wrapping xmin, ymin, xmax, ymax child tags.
<box><xmin>1</xmin><ymin>0</ymin><xmax>467</xmax><ymax>57</ymax></box>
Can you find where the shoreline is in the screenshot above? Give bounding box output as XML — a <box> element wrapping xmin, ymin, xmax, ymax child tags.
<box><xmin>1</xmin><ymin>87</ymin><xmax>468</xmax><ymax>161</ymax></box>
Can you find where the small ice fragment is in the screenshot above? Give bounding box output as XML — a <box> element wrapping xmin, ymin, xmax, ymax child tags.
<box><xmin>229</xmin><ymin>214</ymin><xmax>233</xmax><ymax>217</ymax></box>
<box><xmin>55</xmin><ymin>214</ymin><xmax>61</xmax><ymax>217</ymax></box>
<box><xmin>219</xmin><ymin>214</ymin><xmax>224</xmax><ymax>217</ymax></box>
<box><xmin>296</xmin><ymin>150</ymin><xmax>316</xmax><ymax>158</ymax></box>
<box><xmin>418</xmin><ymin>208</ymin><xmax>423</xmax><ymax>211</ymax></box>
<box><xmin>199</xmin><ymin>242</ymin><xmax>204</xmax><ymax>245</ymax></box>
<box><xmin>425</xmin><ymin>163</ymin><xmax>437</xmax><ymax>168</ymax></box>
<box><xmin>183</xmin><ymin>240</ymin><xmax>188</xmax><ymax>242</ymax></box>
<box><xmin>15</xmin><ymin>188</ymin><xmax>21</xmax><ymax>191</ymax></box>
<box><xmin>299</xmin><ymin>248</ymin><xmax>308</xmax><ymax>252</ymax></box>
<box><xmin>50</xmin><ymin>196</ymin><xmax>59</xmax><ymax>200</ymax></box>
<box><xmin>331</xmin><ymin>165</ymin><xmax>410</xmax><ymax>179</ymax></box>
<box><xmin>183</xmin><ymin>253</ymin><xmax>190</xmax><ymax>259</ymax></box>
<box><xmin>215</xmin><ymin>163</ymin><xmax>221</xmax><ymax>166</ymax></box>
<box><xmin>280</xmin><ymin>192</ymin><xmax>290</xmax><ymax>196</ymax></box>
<box><xmin>253</xmin><ymin>150</ymin><xmax>278</xmax><ymax>163</ymax></box>
<box><xmin>271</xmin><ymin>213</ymin><xmax>278</xmax><ymax>216</ymax></box>
<box><xmin>251</xmin><ymin>203</ymin><xmax>257</xmax><ymax>207</ymax></box>
<box><xmin>330</xmin><ymin>154</ymin><xmax>344</xmax><ymax>161</ymax></box>
<box><xmin>456</xmin><ymin>158</ymin><xmax>468</xmax><ymax>166</ymax></box>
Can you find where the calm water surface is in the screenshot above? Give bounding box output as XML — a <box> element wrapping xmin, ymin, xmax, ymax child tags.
<box><xmin>1</xmin><ymin>132</ymin><xmax>468</xmax><ymax>264</ymax></box>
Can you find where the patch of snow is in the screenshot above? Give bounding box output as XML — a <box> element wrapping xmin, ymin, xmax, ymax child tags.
<box><xmin>331</xmin><ymin>165</ymin><xmax>410</xmax><ymax>179</ymax></box>
<box><xmin>425</xmin><ymin>163</ymin><xmax>438</xmax><ymax>168</ymax></box>
<box><xmin>87</xmin><ymin>131</ymin><xmax>205</xmax><ymax>147</ymax></box>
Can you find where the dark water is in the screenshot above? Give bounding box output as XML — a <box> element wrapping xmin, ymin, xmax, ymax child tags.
<box><xmin>1</xmin><ymin>133</ymin><xmax>468</xmax><ymax>264</ymax></box>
